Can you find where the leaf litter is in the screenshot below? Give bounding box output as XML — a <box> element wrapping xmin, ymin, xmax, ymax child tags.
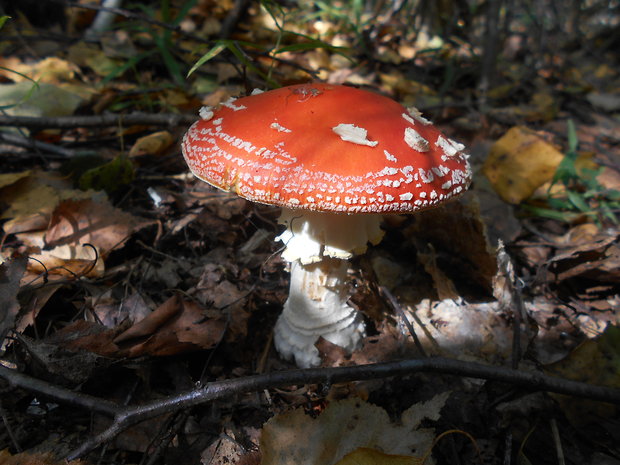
<box><xmin>0</xmin><ymin>2</ymin><xmax>619</xmax><ymax>464</ymax></box>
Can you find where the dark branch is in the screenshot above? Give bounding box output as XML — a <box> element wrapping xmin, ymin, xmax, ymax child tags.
<box><xmin>2</xmin><ymin>358</ymin><xmax>618</xmax><ymax>461</ymax></box>
<box><xmin>0</xmin><ymin>113</ymin><xmax>197</xmax><ymax>129</ymax></box>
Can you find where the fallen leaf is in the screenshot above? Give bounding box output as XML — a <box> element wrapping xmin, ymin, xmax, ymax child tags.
<box><xmin>260</xmin><ymin>394</ymin><xmax>449</xmax><ymax>465</ymax></box>
<box><xmin>0</xmin><ymin>170</ymin><xmax>95</xmax><ymax>235</ymax></box>
<box><xmin>128</xmin><ymin>130</ymin><xmax>174</xmax><ymax>157</ymax></box>
<box><xmin>0</xmin><ymin>82</ymin><xmax>83</xmax><ymax>118</ymax></box>
<box><xmin>0</xmin><ymin>170</ymin><xmax>31</xmax><ymax>189</ymax></box>
<box><xmin>483</xmin><ymin>126</ymin><xmax>564</xmax><ymax>204</ymax></box>
<box><xmin>28</xmin><ymin>243</ymin><xmax>104</xmax><ymax>278</ymax></box>
<box><xmin>111</xmin><ymin>294</ymin><xmax>227</xmax><ymax>357</ymax></box>
<box><xmin>0</xmin><ymin>56</ymin><xmax>80</xmax><ymax>84</ymax></box>
<box><xmin>543</xmin><ymin>226</ymin><xmax>620</xmax><ymax>283</ymax></box>
<box><xmin>44</xmin><ymin>197</ymin><xmax>153</xmax><ymax>255</ymax></box>
<box><xmin>78</xmin><ymin>155</ymin><xmax>135</xmax><ymax>193</ymax></box>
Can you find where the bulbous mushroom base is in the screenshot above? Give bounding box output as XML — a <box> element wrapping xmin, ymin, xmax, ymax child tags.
<box><xmin>274</xmin><ymin>259</ymin><xmax>365</xmax><ymax>368</ymax></box>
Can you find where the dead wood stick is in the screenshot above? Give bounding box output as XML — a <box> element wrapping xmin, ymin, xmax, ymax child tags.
<box><xmin>0</xmin><ymin>113</ymin><xmax>197</xmax><ymax>129</ymax></box>
<box><xmin>0</xmin><ymin>365</ymin><xmax>120</xmax><ymax>416</ymax></box>
<box><xmin>2</xmin><ymin>358</ymin><xmax>619</xmax><ymax>460</ymax></box>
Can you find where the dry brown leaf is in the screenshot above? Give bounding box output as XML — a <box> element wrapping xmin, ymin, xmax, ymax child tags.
<box><xmin>540</xmin><ymin>225</ymin><xmax>620</xmax><ymax>283</ymax></box>
<box><xmin>0</xmin><ymin>171</ymin><xmax>95</xmax><ymax>235</ymax></box>
<box><xmin>0</xmin><ymin>170</ymin><xmax>31</xmax><ymax>190</ymax></box>
<box><xmin>44</xmin><ymin>198</ymin><xmax>153</xmax><ymax>255</ymax></box>
<box><xmin>113</xmin><ymin>294</ymin><xmax>227</xmax><ymax>357</ymax></box>
<box><xmin>28</xmin><ymin>243</ymin><xmax>104</xmax><ymax>278</ymax></box>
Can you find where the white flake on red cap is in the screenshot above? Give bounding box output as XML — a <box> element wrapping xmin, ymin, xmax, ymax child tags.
<box><xmin>332</xmin><ymin>123</ymin><xmax>378</xmax><ymax>147</ymax></box>
<box><xmin>404</xmin><ymin>127</ymin><xmax>430</xmax><ymax>152</ymax></box>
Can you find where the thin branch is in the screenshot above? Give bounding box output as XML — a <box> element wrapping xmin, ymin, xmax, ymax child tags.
<box><xmin>0</xmin><ymin>113</ymin><xmax>197</xmax><ymax>129</ymax></box>
<box><xmin>0</xmin><ymin>365</ymin><xmax>120</xmax><ymax>416</ymax></box>
<box><xmin>0</xmin><ymin>132</ymin><xmax>80</xmax><ymax>157</ymax></box>
<box><xmin>2</xmin><ymin>357</ymin><xmax>619</xmax><ymax>461</ymax></box>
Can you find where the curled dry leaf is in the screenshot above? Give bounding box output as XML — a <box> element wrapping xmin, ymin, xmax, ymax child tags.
<box><xmin>544</xmin><ymin>225</ymin><xmax>620</xmax><ymax>283</ymax></box>
<box><xmin>56</xmin><ymin>295</ymin><xmax>226</xmax><ymax>359</ymax></box>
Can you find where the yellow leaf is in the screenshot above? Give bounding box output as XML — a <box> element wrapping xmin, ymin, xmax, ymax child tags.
<box><xmin>129</xmin><ymin>131</ymin><xmax>174</xmax><ymax>158</ymax></box>
<box><xmin>483</xmin><ymin>126</ymin><xmax>564</xmax><ymax>204</ymax></box>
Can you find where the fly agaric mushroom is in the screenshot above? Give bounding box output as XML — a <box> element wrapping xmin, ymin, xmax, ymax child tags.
<box><xmin>182</xmin><ymin>83</ymin><xmax>471</xmax><ymax>367</ymax></box>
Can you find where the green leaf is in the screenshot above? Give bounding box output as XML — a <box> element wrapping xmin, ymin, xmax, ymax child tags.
<box><xmin>101</xmin><ymin>50</ymin><xmax>156</xmax><ymax>85</ymax></box>
<box><xmin>79</xmin><ymin>155</ymin><xmax>135</xmax><ymax>194</ymax></box>
<box><xmin>187</xmin><ymin>42</ymin><xmax>228</xmax><ymax>77</ymax></box>
<box><xmin>521</xmin><ymin>205</ymin><xmax>581</xmax><ymax>222</ymax></box>
<box><xmin>566</xmin><ymin>190</ymin><xmax>591</xmax><ymax>213</ymax></box>
<box><xmin>0</xmin><ymin>15</ymin><xmax>10</xmax><ymax>30</ymax></box>
<box><xmin>567</xmin><ymin>118</ymin><xmax>578</xmax><ymax>153</ymax></box>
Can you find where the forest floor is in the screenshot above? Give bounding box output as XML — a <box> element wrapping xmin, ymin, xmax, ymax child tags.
<box><xmin>0</xmin><ymin>2</ymin><xmax>619</xmax><ymax>464</ymax></box>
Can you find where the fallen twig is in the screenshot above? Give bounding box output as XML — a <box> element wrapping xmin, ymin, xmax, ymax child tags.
<box><xmin>0</xmin><ymin>132</ymin><xmax>80</xmax><ymax>157</ymax></box>
<box><xmin>0</xmin><ymin>112</ymin><xmax>197</xmax><ymax>129</ymax></box>
<box><xmin>1</xmin><ymin>357</ymin><xmax>619</xmax><ymax>461</ymax></box>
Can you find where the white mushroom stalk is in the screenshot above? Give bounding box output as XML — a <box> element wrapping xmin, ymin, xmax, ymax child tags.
<box><xmin>274</xmin><ymin>259</ymin><xmax>365</xmax><ymax>368</ymax></box>
<box><xmin>273</xmin><ymin>208</ymin><xmax>385</xmax><ymax>367</ymax></box>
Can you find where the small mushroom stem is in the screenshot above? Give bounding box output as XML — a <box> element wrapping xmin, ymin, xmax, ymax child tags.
<box><xmin>274</xmin><ymin>258</ymin><xmax>365</xmax><ymax>368</ymax></box>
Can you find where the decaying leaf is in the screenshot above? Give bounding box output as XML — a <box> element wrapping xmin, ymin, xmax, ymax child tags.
<box><xmin>260</xmin><ymin>394</ymin><xmax>450</xmax><ymax>465</ymax></box>
<box><xmin>483</xmin><ymin>126</ymin><xmax>564</xmax><ymax>204</ymax></box>
<box><xmin>78</xmin><ymin>155</ymin><xmax>135</xmax><ymax>193</ymax></box>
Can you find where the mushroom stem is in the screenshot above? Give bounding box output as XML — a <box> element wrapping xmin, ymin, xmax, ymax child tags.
<box><xmin>274</xmin><ymin>258</ymin><xmax>365</xmax><ymax>368</ymax></box>
<box><xmin>276</xmin><ymin>208</ymin><xmax>385</xmax><ymax>264</ymax></box>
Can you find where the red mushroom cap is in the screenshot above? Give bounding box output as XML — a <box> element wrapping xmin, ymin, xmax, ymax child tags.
<box><xmin>182</xmin><ymin>83</ymin><xmax>471</xmax><ymax>213</ymax></box>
